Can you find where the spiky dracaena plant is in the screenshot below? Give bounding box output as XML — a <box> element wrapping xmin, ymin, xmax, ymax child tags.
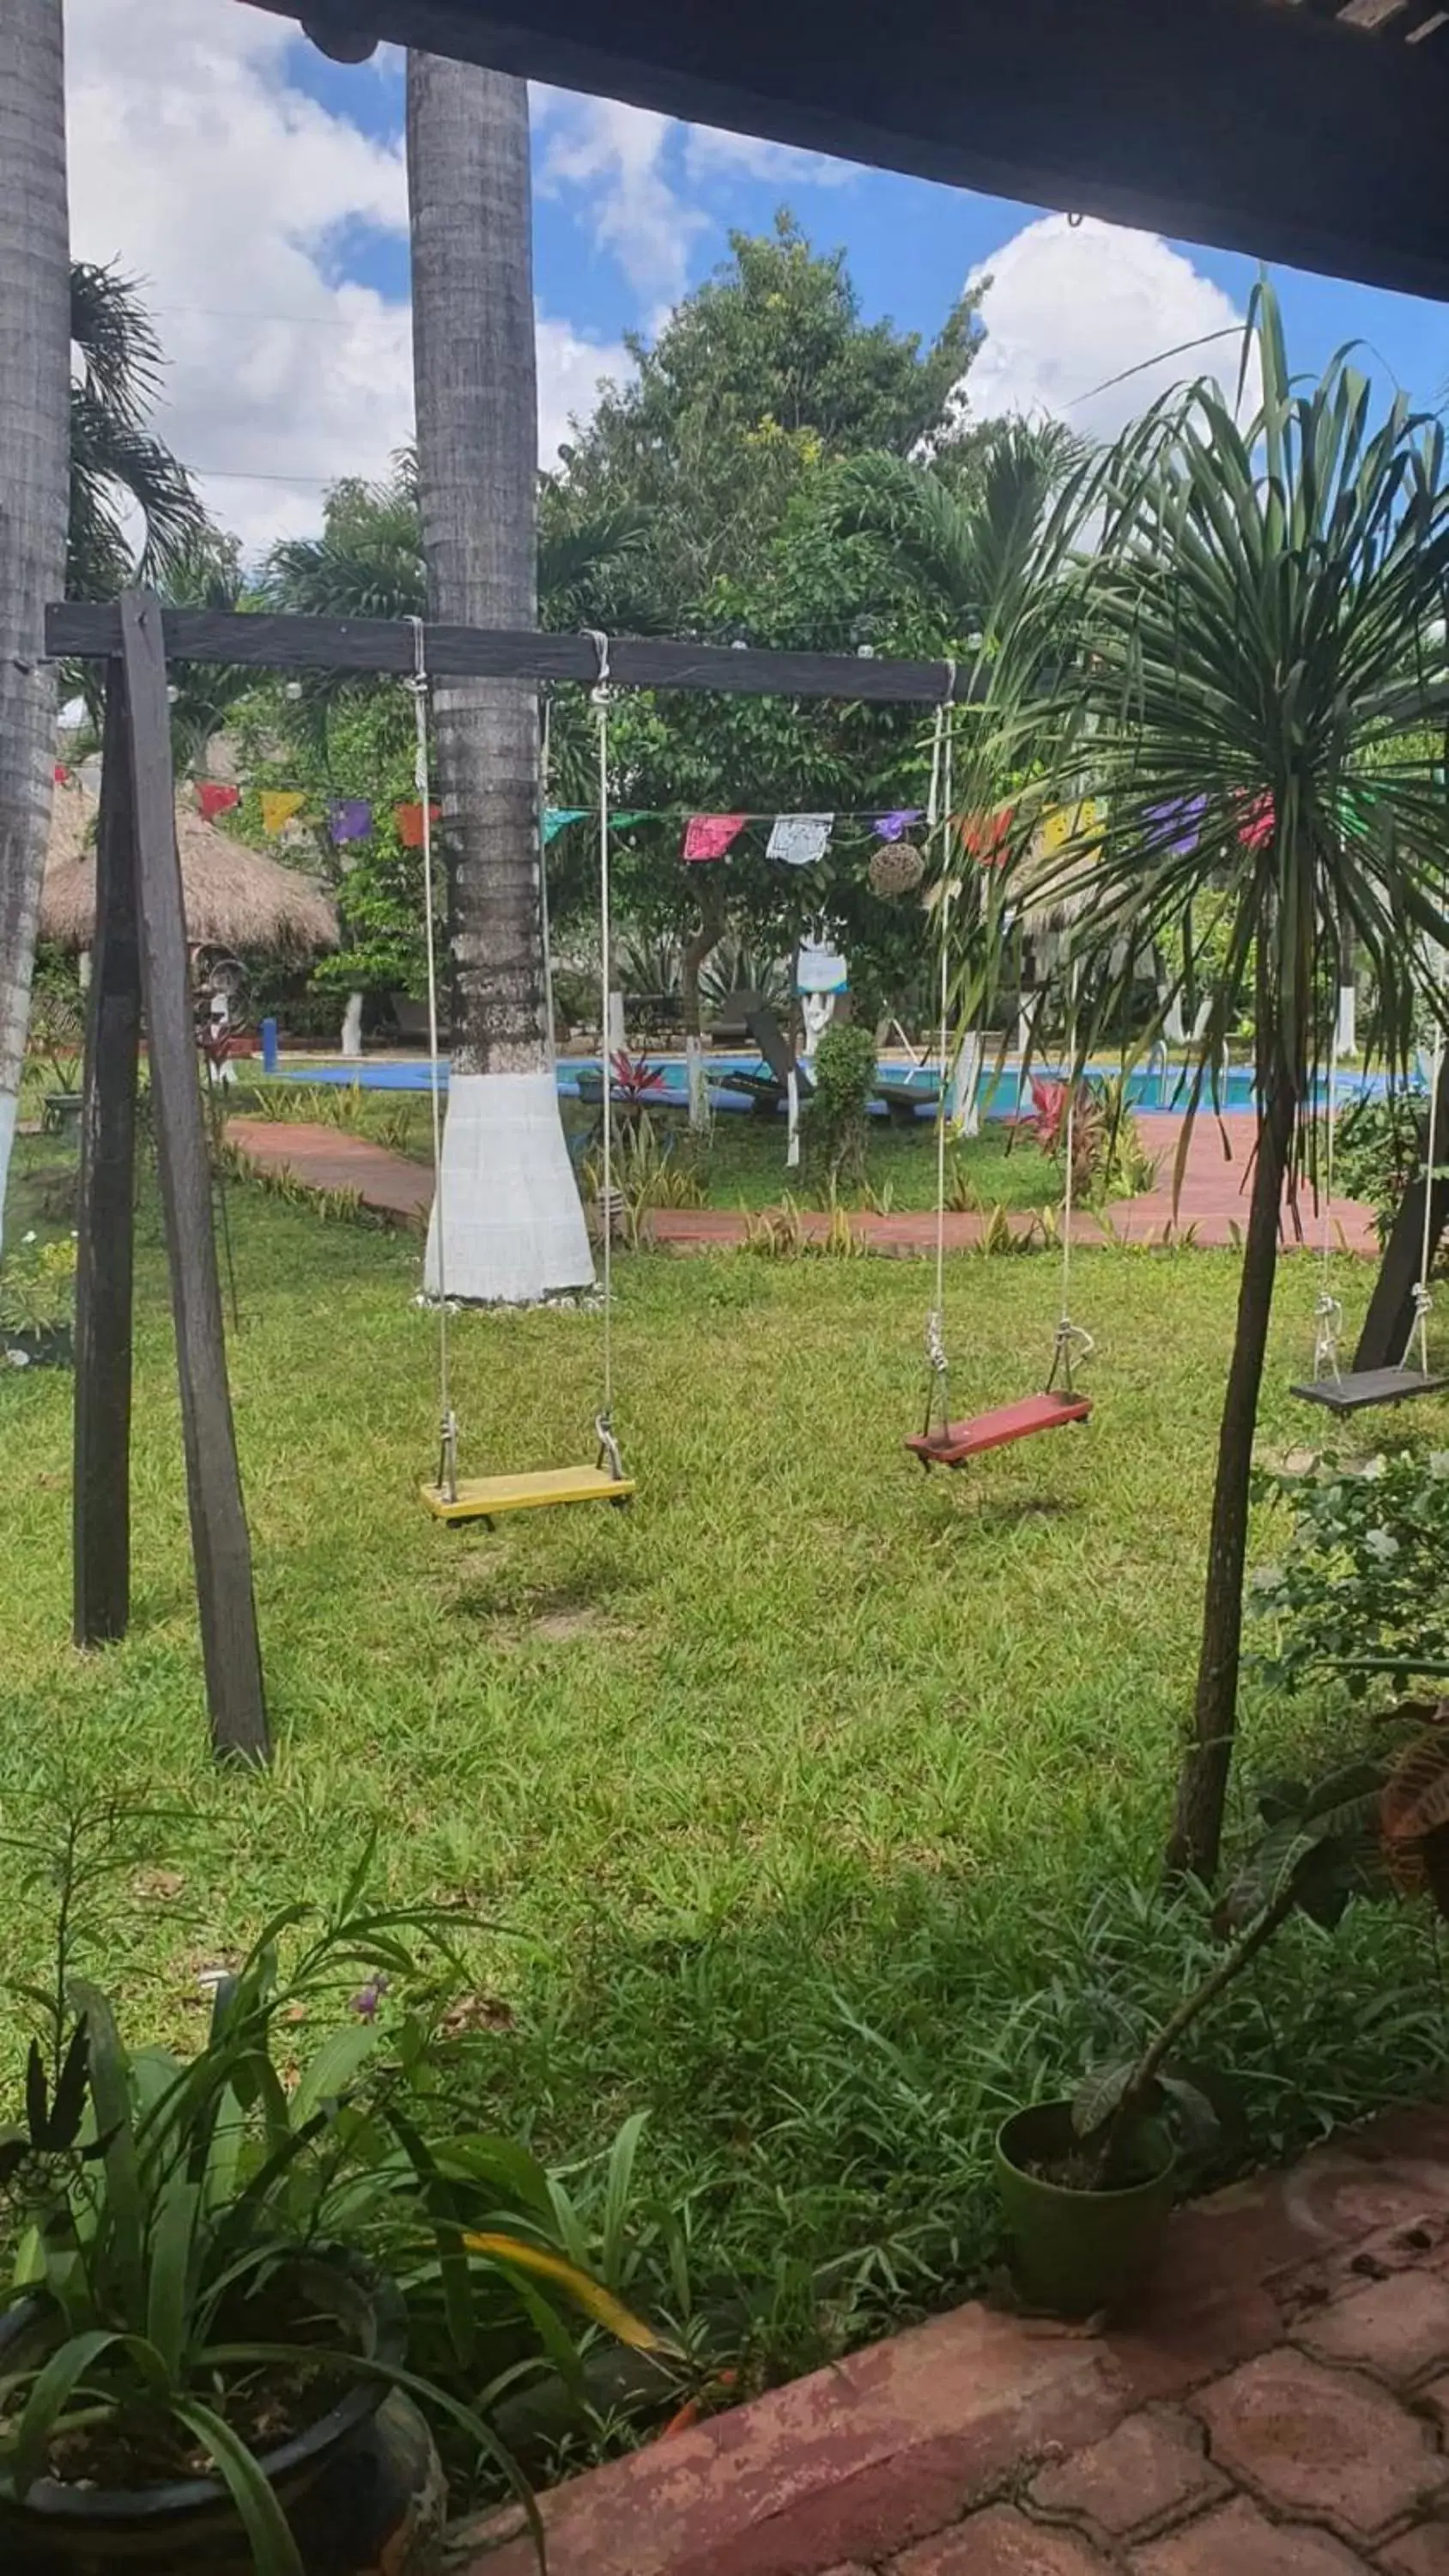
<box><xmin>1022</xmin><ymin>283</ymin><xmax>1449</xmax><ymax>1881</ymax></box>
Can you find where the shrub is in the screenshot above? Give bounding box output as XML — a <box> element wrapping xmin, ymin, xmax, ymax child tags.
<box><xmin>1328</xmin><ymin>1092</ymin><xmax>1434</xmax><ymax>1248</ymax></box>
<box><xmin>1248</xmin><ymin>1448</ymin><xmax>1449</xmax><ymax>1698</ymax></box>
<box><xmin>805</xmin><ymin>1022</ymin><xmax>877</xmax><ymax>1189</ymax></box>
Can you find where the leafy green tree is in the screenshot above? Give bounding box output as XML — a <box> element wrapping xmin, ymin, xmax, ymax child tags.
<box><xmin>1035</xmin><ymin>285</ymin><xmax>1449</xmax><ymax>1882</ymax></box>
<box><xmin>556</xmin><ymin>212</ymin><xmax>985</xmax><ymax>623</ymax></box>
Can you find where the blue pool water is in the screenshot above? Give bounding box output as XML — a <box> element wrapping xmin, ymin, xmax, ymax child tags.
<box><xmin>276</xmin><ymin>1055</ymin><xmax>1411</xmax><ymax>1118</ymax></box>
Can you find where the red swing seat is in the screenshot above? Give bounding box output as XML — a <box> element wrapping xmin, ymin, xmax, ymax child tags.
<box><xmin>906</xmin><ymin>1388</ymin><xmax>1093</xmax><ymax>1469</ymax></box>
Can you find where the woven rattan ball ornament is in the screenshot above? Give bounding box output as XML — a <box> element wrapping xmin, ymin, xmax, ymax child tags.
<box><xmin>867</xmin><ymin>838</ymin><xmax>925</xmax><ymax>897</ymax></box>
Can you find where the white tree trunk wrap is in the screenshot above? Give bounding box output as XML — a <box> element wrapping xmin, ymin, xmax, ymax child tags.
<box><xmin>0</xmin><ymin>0</ymin><xmax>70</xmax><ymax>1251</ymax></box>
<box><xmin>949</xmin><ymin>1029</ymin><xmax>983</xmax><ymax>1137</ymax></box>
<box><xmin>1336</xmin><ymin>982</ymin><xmax>1357</xmax><ymax>1060</ymax></box>
<box><xmin>0</xmin><ymin>1087</ymin><xmax>17</xmax><ymax>1227</ymax></box>
<box><xmin>340</xmin><ymin>991</ymin><xmax>364</xmax><ymax>1058</ymax></box>
<box><xmin>424</xmin><ymin>1070</ymin><xmax>594</xmax><ymax>1304</ymax></box>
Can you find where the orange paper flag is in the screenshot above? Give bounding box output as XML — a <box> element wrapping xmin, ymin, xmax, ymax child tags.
<box><xmin>395</xmin><ymin>800</ymin><xmax>441</xmax><ymax>848</ymax></box>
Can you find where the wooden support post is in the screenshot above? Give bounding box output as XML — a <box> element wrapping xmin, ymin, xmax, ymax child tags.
<box><xmin>119</xmin><ymin>590</ymin><xmax>270</xmax><ymax>1764</ymax></box>
<box><xmin>73</xmin><ymin>665</ymin><xmax>142</xmax><ymax>1645</ymax></box>
<box><xmin>1353</xmin><ymin>1048</ymin><xmax>1449</xmax><ymax>1373</ymax></box>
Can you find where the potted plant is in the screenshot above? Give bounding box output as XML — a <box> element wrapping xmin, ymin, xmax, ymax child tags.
<box><xmin>26</xmin><ymin>983</ymin><xmax>85</xmax><ymax>1136</ymax></box>
<box><xmin>996</xmin><ymin>1751</ymin><xmax>1402</xmax><ymax>2316</ymax></box>
<box><xmin>0</xmin><ymin>1234</ymin><xmax>76</xmax><ymax>1370</ymax></box>
<box><xmin>0</xmin><ymin>1833</ymin><xmax>660</xmax><ymax>2576</ymax></box>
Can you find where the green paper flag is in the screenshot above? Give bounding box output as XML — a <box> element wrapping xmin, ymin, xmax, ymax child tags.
<box><xmin>544</xmin><ymin>807</ymin><xmax>588</xmax><ymax>842</ymax></box>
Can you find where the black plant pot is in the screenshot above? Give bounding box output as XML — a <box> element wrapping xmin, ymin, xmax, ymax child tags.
<box><xmin>3</xmin><ymin>1325</ymin><xmax>73</xmax><ymax>1371</ymax></box>
<box><xmin>0</xmin><ymin>2263</ymin><xmax>446</xmax><ymax>2576</ymax></box>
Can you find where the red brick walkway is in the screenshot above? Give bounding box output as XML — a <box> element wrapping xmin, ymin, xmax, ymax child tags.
<box><xmin>227</xmin><ymin>1119</ymin><xmax>432</xmax><ymax>1226</ymax></box>
<box><xmin>448</xmin><ymin>2103</ymin><xmax>1449</xmax><ymax>2576</ymax></box>
<box><xmin>230</xmin><ymin>1111</ymin><xmax>1378</xmax><ymax>1258</ymax></box>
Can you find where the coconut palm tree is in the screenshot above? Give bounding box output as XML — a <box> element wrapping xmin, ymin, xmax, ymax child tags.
<box><xmin>67</xmin><ymin>262</ymin><xmax>212</xmax><ymax>605</ymax></box>
<box><xmin>1029</xmin><ymin>286</ymin><xmax>1449</xmax><ymax>1880</ymax></box>
<box><xmin>406</xmin><ymin>54</ymin><xmax>600</xmax><ymax>1302</ymax></box>
<box><xmin>826</xmin><ymin>417</ymin><xmax>1086</xmax><ymax>647</ymax></box>
<box><xmin>0</xmin><ymin>0</ymin><xmax>70</xmax><ymax>1251</ymax></box>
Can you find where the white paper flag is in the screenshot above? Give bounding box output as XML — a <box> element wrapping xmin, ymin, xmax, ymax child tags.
<box><xmin>767</xmin><ymin>812</ymin><xmax>834</xmax><ymax>868</ymax></box>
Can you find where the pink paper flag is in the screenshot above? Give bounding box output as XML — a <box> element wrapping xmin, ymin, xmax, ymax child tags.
<box><xmin>682</xmin><ymin>813</ymin><xmax>747</xmax><ymax>864</ymax></box>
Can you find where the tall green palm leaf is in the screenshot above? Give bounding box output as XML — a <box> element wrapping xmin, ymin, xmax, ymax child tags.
<box><xmin>1025</xmin><ymin>283</ymin><xmax>1449</xmax><ymax>1879</ymax></box>
<box><xmin>827</xmin><ymin>418</ymin><xmax>1084</xmax><ymax>647</ymax></box>
<box><xmin>67</xmin><ymin>263</ymin><xmax>211</xmax><ymax>599</ymax></box>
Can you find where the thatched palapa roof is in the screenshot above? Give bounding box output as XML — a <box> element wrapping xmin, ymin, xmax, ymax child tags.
<box><xmin>41</xmin><ymin>782</ymin><xmax>337</xmax><ymax>957</ymax></box>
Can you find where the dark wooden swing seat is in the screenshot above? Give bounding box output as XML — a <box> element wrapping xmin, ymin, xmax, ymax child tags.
<box><xmin>1291</xmin><ymin>1366</ymin><xmax>1449</xmax><ymax>1414</ymax></box>
<box><xmin>906</xmin><ymin>1388</ymin><xmax>1093</xmax><ymax>1468</ymax></box>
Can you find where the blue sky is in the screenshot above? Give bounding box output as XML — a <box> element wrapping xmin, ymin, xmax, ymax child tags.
<box><xmin>64</xmin><ymin>1</ymin><xmax>1449</xmax><ymax>555</ymax></box>
<box><xmin>287</xmin><ymin>37</ymin><xmax>1449</xmax><ymax>417</ymax></box>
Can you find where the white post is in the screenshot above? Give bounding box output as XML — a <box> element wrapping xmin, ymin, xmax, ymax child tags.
<box><xmin>606</xmin><ymin>989</ymin><xmax>626</xmax><ymax>1054</ymax></box>
<box><xmin>340</xmin><ymin>990</ymin><xmax>364</xmax><ymax>1059</ymax></box>
<box><xmin>686</xmin><ymin>1034</ymin><xmax>708</xmax><ymax>1132</ymax></box>
<box><xmin>77</xmin><ymin>949</ymin><xmax>92</xmax><ymax>993</ymax></box>
<box><xmin>1336</xmin><ymin>982</ymin><xmax>1357</xmax><ymax>1060</ymax></box>
<box><xmin>785</xmin><ymin>1067</ymin><xmax>801</xmax><ymax>1170</ymax></box>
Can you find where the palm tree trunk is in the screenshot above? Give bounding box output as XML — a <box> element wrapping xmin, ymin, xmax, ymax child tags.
<box><xmin>406</xmin><ymin>55</ymin><xmax>591</xmax><ymax>1303</ymax></box>
<box><xmin>1167</xmin><ymin>1043</ymin><xmax>1296</xmax><ymax>1880</ymax></box>
<box><xmin>0</xmin><ymin>0</ymin><xmax>70</xmax><ymax>1249</ymax></box>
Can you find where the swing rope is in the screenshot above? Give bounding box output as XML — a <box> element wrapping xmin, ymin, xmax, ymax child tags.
<box><xmin>408</xmin><ymin>617</ymin><xmax>458</xmax><ymax>1504</ymax></box>
<box><xmin>1312</xmin><ymin>1039</ymin><xmax>1343</xmax><ymax>1383</ymax></box>
<box><xmin>1411</xmin><ymin>1023</ymin><xmax>1443</xmax><ymax>1376</ymax></box>
<box><xmin>586</xmin><ymin>632</ymin><xmax>625</xmax><ymax>1484</ymax></box>
<box><xmin>1048</xmin><ymin>956</ymin><xmax>1094</xmax><ymax>1394</ymax></box>
<box><xmin>925</xmin><ymin>662</ymin><xmax>955</xmax><ymax>1441</ymax></box>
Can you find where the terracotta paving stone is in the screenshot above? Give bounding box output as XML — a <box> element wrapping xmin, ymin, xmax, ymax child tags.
<box><xmin>235</xmin><ymin>1098</ymin><xmax>1385</xmax><ymax>1259</ymax></box>
<box><xmin>1295</xmin><ymin>2274</ymin><xmax>1449</xmax><ymax>2385</ymax></box>
<box><xmin>1129</xmin><ymin>2498</ymin><xmax>1371</xmax><ymax>2575</ymax></box>
<box><xmin>1028</xmin><ymin>2406</ymin><xmax>1228</xmax><ymax>2538</ymax></box>
<box><xmin>1379</xmin><ymin>2522</ymin><xmax>1449</xmax><ymax>2574</ymax></box>
<box><xmin>892</xmin><ymin>2506</ymin><xmax>1115</xmax><ymax>2573</ymax></box>
<box><xmin>1192</xmin><ymin>2349</ymin><xmax>1446</xmax><ymax>2544</ymax></box>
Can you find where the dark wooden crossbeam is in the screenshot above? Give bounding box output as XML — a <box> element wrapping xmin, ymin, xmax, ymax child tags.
<box><xmin>46</xmin><ymin>602</ymin><xmax>985</xmax><ymax>707</ymax></box>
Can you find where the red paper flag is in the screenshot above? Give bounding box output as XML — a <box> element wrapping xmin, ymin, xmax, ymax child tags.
<box><xmin>197</xmin><ymin>781</ymin><xmax>240</xmax><ymax>822</ymax></box>
<box><xmin>53</xmin><ymin>762</ymin><xmax>70</xmax><ymax>785</ymax></box>
<box><xmin>957</xmin><ymin>805</ymin><xmax>1016</xmax><ymax>866</ymax></box>
<box><xmin>1236</xmin><ymin>791</ymin><xmax>1273</xmax><ymax>851</ymax></box>
<box><xmin>395</xmin><ymin>800</ymin><xmax>441</xmax><ymax>848</ymax></box>
<box><xmin>682</xmin><ymin>813</ymin><xmax>747</xmax><ymax>863</ymax></box>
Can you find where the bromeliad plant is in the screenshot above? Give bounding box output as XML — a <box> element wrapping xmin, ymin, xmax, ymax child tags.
<box><xmin>0</xmin><ymin>1838</ymin><xmax>660</xmax><ymax>2576</ymax></box>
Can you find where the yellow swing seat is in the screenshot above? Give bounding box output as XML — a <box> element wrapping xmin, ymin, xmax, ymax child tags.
<box><xmin>420</xmin><ymin>1462</ymin><xmax>635</xmax><ymax>1524</ymax></box>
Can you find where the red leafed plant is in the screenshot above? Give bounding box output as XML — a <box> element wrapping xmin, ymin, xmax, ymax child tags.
<box><xmin>1017</xmin><ymin>1076</ymin><xmax>1103</xmax><ymax>1198</ymax></box>
<box><xmin>609</xmin><ymin>1049</ymin><xmax>670</xmax><ymax>1104</ymax></box>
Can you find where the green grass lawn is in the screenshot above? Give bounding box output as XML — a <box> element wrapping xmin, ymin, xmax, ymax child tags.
<box><xmin>3</xmin><ymin>1133</ymin><xmax>1447</xmax><ymax>2385</ymax></box>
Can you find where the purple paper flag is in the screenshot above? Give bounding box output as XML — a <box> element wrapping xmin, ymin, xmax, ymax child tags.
<box><xmin>874</xmin><ymin>809</ymin><xmax>922</xmax><ymax>842</ymax></box>
<box><xmin>330</xmin><ymin>799</ymin><xmax>373</xmax><ymax>844</ymax></box>
<box><xmin>1145</xmin><ymin>796</ymin><xmax>1205</xmax><ymax>858</ymax></box>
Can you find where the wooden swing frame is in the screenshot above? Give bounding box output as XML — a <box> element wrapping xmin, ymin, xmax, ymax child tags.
<box><xmin>55</xmin><ymin>592</ymin><xmax>991</xmax><ymax>1757</ymax></box>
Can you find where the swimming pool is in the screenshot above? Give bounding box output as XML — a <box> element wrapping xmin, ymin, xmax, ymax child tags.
<box><xmin>276</xmin><ymin>1055</ymin><xmax>1414</xmax><ymax>1117</ymax></box>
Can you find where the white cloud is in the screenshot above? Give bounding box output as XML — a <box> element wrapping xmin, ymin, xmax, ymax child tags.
<box><xmin>962</xmin><ymin>216</ymin><xmax>1252</xmax><ymax>440</ymax></box>
<box><xmin>681</xmin><ymin>125</ymin><xmax>856</xmax><ymax>191</ymax></box>
<box><xmin>64</xmin><ymin>1</ymin><xmax>628</xmax><ymax>554</ymax></box>
<box><xmin>534</xmin><ymin>92</ymin><xmax>707</xmax><ymax>313</ymax></box>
